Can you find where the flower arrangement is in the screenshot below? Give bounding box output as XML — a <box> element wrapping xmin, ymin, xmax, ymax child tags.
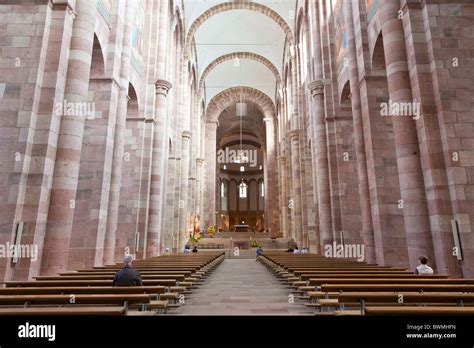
<box><xmin>189</xmin><ymin>228</ymin><xmax>202</xmax><ymax>243</ymax></box>
<box><xmin>207</xmin><ymin>225</ymin><xmax>215</xmax><ymax>237</ymax></box>
<box><xmin>250</xmin><ymin>239</ymin><xmax>260</xmax><ymax>248</ymax></box>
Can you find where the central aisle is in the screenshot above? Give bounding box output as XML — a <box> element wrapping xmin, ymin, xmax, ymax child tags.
<box><xmin>170</xmin><ymin>258</ymin><xmax>314</xmax><ymax>315</ymax></box>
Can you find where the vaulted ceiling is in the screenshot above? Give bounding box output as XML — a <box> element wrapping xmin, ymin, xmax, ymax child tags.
<box><xmin>183</xmin><ymin>0</ymin><xmax>297</xmax><ymax>107</ymax></box>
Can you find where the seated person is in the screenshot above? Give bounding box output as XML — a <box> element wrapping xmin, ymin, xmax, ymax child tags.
<box><xmin>293</xmin><ymin>246</ymin><xmax>300</xmax><ymax>254</ymax></box>
<box><xmin>256</xmin><ymin>246</ymin><xmax>263</xmax><ymax>260</ymax></box>
<box><xmin>301</xmin><ymin>247</ymin><xmax>309</xmax><ymax>254</ymax></box>
<box><xmin>112</xmin><ymin>255</ymin><xmax>143</xmax><ymax>286</ymax></box>
<box><xmin>192</xmin><ymin>246</ymin><xmax>198</xmax><ymax>253</ymax></box>
<box><xmin>184</xmin><ymin>245</ymin><xmax>191</xmax><ymax>254</ymax></box>
<box><xmin>415</xmin><ymin>255</ymin><xmax>434</xmax><ymax>274</ymax></box>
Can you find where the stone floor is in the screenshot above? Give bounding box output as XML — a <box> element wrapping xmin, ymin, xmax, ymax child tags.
<box><xmin>169</xmin><ymin>259</ymin><xmax>314</xmax><ymax>315</ymax></box>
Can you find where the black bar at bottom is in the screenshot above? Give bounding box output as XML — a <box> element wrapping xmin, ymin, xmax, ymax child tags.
<box><xmin>0</xmin><ymin>315</ymin><xmax>472</xmax><ymax>346</ymax></box>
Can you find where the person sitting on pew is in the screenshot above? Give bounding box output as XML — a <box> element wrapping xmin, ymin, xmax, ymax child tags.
<box><xmin>415</xmin><ymin>255</ymin><xmax>434</xmax><ymax>274</ymax></box>
<box><xmin>184</xmin><ymin>245</ymin><xmax>191</xmax><ymax>255</ymax></box>
<box><xmin>112</xmin><ymin>255</ymin><xmax>143</xmax><ymax>286</ymax></box>
<box><xmin>293</xmin><ymin>246</ymin><xmax>300</xmax><ymax>254</ymax></box>
<box><xmin>256</xmin><ymin>246</ymin><xmax>263</xmax><ymax>260</ymax></box>
<box><xmin>301</xmin><ymin>247</ymin><xmax>309</xmax><ymax>254</ymax></box>
<box><xmin>192</xmin><ymin>246</ymin><xmax>198</xmax><ymax>253</ymax></box>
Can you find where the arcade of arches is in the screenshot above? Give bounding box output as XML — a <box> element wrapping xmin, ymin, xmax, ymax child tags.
<box><xmin>1</xmin><ymin>0</ymin><xmax>474</xmax><ymax>285</ymax></box>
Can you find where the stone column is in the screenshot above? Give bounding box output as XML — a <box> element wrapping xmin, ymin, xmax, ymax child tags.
<box><xmin>401</xmin><ymin>0</ymin><xmax>462</xmax><ymax>276</ymax></box>
<box><xmin>308</xmin><ymin>80</ymin><xmax>333</xmax><ymax>251</ymax></box>
<box><xmin>288</xmin><ymin>129</ymin><xmax>303</xmax><ymax>248</ymax></box>
<box><xmin>101</xmin><ymin>0</ymin><xmax>134</xmax><ymax>266</ymax></box>
<box><xmin>41</xmin><ymin>0</ymin><xmax>97</xmax><ymax>275</ymax></box>
<box><xmin>177</xmin><ymin>130</ymin><xmax>192</xmax><ymax>251</ymax></box>
<box><xmin>204</xmin><ymin>121</ymin><xmax>218</xmax><ymax>229</ymax></box>
<box><xmin>278</xmin><ymin>156</ymin><xmax>288</xmax><ymax>238</ymax></box>
<box><xmin>263</xmin><ymin>117</ymin><xmax>279</xmax><ymax>236</ymax></box>
<box><xmin>196</xmin><ymin>158</ymin><xmax>205</xmax><ymax>231</ymax></box>
<box><xmin>380</xmin><ymin>0</ymin><xmax>435</xmax><ymax>269</ymax></box>
<box><xmin>164</xmin><ymin>156</ymin><xmax>178</xmax><ymax>251</ymax></box>
<box><xmin>5</xmin><ymin>1</ymin><xmax>76</xmax><ymax>281</ymax></box>
<box><xmin>342</xmin><ymin>0</ymin><xmax>375</xmax><ymax>263</ymax></box>
<box><xmin>147</xmin><ymin>79</ymin><xmax>172</xmax><ymax>258</ymax></box>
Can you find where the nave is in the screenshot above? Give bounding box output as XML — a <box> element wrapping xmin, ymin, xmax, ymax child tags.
<box><xmin>0</xmin><ymin>250</ymin><xmax>473</xmax><ymax>316</ymax></box>
<box><xmin>0</xmin><ymin>0</ymin><xmax>473</xmax><ymax>328</ymax></box>
<box><xmin>171</xmin><ymin>258</ymin><xmax>314</xmax><ymax>315</ymax></box>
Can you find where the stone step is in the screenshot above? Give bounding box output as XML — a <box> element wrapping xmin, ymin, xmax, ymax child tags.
<box><xmin>227</xmin><ymin>249</ymin><xmax>258</xmax><ymax>259</ymax></box>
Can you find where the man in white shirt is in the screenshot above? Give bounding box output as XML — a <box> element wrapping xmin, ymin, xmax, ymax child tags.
<box><xmin>415</xmin><ymin>255</ymin><xmax>434</xmax><ymax>274</ymax></box>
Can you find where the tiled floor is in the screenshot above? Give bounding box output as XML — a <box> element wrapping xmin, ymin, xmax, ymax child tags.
<box><xmin>170</xmin><ymin>259</ymin><xmax>314</xmax><ymax>316</ymax></box>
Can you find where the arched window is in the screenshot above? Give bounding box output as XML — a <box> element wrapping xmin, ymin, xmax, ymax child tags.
<box><xmin>260</xmin><ymin>182</ymin><xmax>265</xmax><ymax>197</ymax></box>
<box><xmin>221</xmin><ymin>182</ymin><xmax>225</xmax><ymax>198</ymax></box>
<box><xmin>239</xmin><ymin>182</ymin><xmax>248</xmax><ymax>198</ymax></box>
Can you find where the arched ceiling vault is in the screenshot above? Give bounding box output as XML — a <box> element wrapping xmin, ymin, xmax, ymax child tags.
<box><xmin>183</xmin><ymin>0</ymin><xmax>296</xmax><ymax>108</ymax></box>
<box><xmin>199</xmin><ymin>52</ymin><xmax>282</xmax><ymax>91</ymax></box>
<box><xmin>185</xmin><ymin>1</ymin><xmax>294</xmax><ymax>50</ymax></box>
<box><xmin>206</xmin><ymin>86</ymin><xmax>275</xmax><ymax>123</ymax></box>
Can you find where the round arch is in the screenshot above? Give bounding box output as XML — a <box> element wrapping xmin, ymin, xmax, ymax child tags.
<box><xmin>199</xmin><ymin>52</ymin><xmax>281</xmax><ymax>91</ymax></box>
<box><xmin>206</xmin><ymin>87</ymin><xmax>275</xmax><ymax>122</ymax></box>
<box><xmin>186</xmin><ymin>2</ymin><xmax>294</xmax><ymax>51</ymax></box>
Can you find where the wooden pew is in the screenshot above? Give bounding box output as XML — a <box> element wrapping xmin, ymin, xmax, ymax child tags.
<box><xmin>365</xmin><ymin>306</ymin><xmax>474</xmax><ymax>316</ymax></box>
<box><xmin>35</xmin><ymin>274</ymin><xmax>187</xmax><ymax>281</ymax></box>
<box><xmin>260</xmin><ymin>251</ymin><xmax>474</xmax><ymax>317</ymax></box>
<box><xmin>0</xmin><ymin>293</ymin><xmax>151</xmax><ymax>306</ymax></box>
<box><xmin>0</xmin><ymin>253</ymin><xmax>226</xmax><ymax>315</ymax></box>
<box><xmin>309</xmin><ymin>278</ymin><xmax>474</xmax><ymax>286</ymax></box>
<box><xmin>321</xmin><ymin>284</ymin><xmax>474</xmax><ymax>293</ymax></box>
<box><xmin>299</xmin><ymin>273</ymin><xmax>447</xmax><ymax>280</ymax></box>
<box><xmin>316</xmin><ymin>291</ymin><xmax>474</xmax><ymax>314</ymax></box>
<box><xmin>0</xmin><ymin>286</ymin><xmax>166</xmax><ymax>297</ymax></box>
<box><xmin>0</xmin><ymin>306</ymin><xmax>127</xmax><ymax>316</ymax></box>
<box><xmin>4</xmin><ymin>279</ymin><xmax>178</xmax><ymax>288</ymax></box>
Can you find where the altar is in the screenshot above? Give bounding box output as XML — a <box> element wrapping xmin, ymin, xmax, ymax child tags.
<box><xmin>234</xmin><ymin>225</ymin><xmax>249</xmax><ymax>232</ymax></box>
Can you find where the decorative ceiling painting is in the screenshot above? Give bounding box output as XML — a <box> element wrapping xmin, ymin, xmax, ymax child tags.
<box><xmin>334</xmin><ymin>0</ymin><xmax>347</xmax><ymax>75</ymax></box>
<box><xmin>366</xmin><ymin>0</ymin><xmax>381</xmax><ymax>22</ymax></box>
<box><xmin>131</xmin><ymin>0</ymin><xmax>145</xmax><ymax>74</ymax></box>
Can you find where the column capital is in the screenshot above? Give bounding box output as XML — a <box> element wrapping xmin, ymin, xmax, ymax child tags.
<box><xmin>206</xmin><ymin>120</ymin><xmax>219</xmax><ymax>128</ymax></box>
<box><xmin>308</xmin><ymin>80</ymin><xmax>325</xmax><ymax>96</ymax></box>
<box><xmin>182</xmin><ymin>130</ymin><xmax>192</xmax><ymax>139</ymax></box>
<box><xmin>263</xmin><ymin>117</ymin><xmax>274</xmax><ymax>123</ymax></box>
<box><xmin>49</xmin><ymin>0</ymin><xmax>76</xmax><ymax>17</ymax></box>
<box><xmin>196</xmin><ymin>158</ymin><xmax>205</xmax><ymax>165</ymax></box>
<box><xmin>288</xmin><ymin>129</ymin><xmax>300</xmax><ymax>140</ymax></box>
<box><xmin>155</xmin><ymin>79</ymin><xmax>173</xmax><ymax>97</ymax></box>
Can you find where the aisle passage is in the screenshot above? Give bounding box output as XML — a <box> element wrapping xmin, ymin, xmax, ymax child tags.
<box><xmin>170</xmin><ymin>259</ymin><xmax>313</xmax><ymax>315</ymax></box>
